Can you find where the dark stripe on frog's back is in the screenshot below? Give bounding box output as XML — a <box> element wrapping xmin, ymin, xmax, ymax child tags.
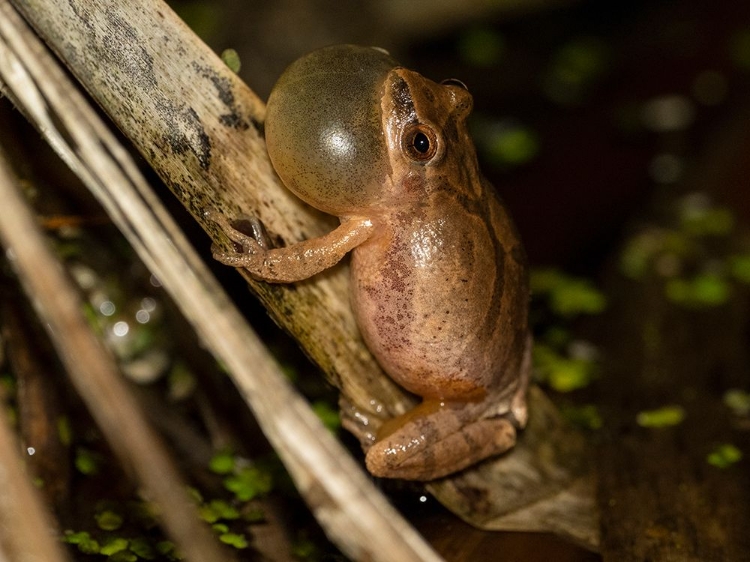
<box><xmin>482</xmin><ymin>181</ymin><xmax>529</xmax><ymax>362</ymax></box>
<box><xmin>448</xmin><ymin>179</ymin><xmax>507</xmax><ymax>340</ymax></box>
<box><xmin>391</xmin><ymin>71</ymin><xmax>516</xmax><ymax>346</ymax></box>
<box><xmin>390</xmin><ymin>73</ymin><xmax>416</xmax><ymax>124</ymax></box>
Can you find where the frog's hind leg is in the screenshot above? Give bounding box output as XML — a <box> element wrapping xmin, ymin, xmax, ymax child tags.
<box><xmin>365</xmin><ymin>403</ymin><xmax>517</xmax><ymax>481</ymax></box>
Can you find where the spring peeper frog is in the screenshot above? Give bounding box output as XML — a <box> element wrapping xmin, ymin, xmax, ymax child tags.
<box><xmin>212</xmin><ymin>45</ymin><xmax>531</xmax><ymax>480</ymax></box>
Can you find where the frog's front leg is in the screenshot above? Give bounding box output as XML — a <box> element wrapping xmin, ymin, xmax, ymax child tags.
<box><xmin>364</xmin><ymin>400</ymin><xmax>518</xmax><ymax>480</ymax></box>
<box><xmin>207</xmin><ymin>209</ymin><xmax>375</xmax><ymax>283</ymax></box>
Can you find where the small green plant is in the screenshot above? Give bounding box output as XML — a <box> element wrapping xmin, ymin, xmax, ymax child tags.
<box><xmin>199</xmin><ymin>499</ymin><xmax>240</xmax><ymax>524</ymax></box>
<box><xmin>457</xmin><ymin>27</ymin><xmax>505</xmax><ymax>67</ymax></box>
<box><xmin>636</xmin><ymin>405</ymin><xmax>686</xmax><ymax>428</ymax></box>
<box><xmin>216</xmin><ymin>530</ymin><xmax>248</xmax><ymax>549</ymax></box>
<box><xmin>221</xmin><ymin>48</ymin><xmax>241</xmax><ymax>73</ymax></box>
<box><xmin>619</xmin><ymin>194</ymin><xmax>750</xmax><ymax>309</ymax></box>
<box><xmin>95</xmin><ymin>510</ymin><xmax>124</xmax><ymax>531</ymax></box>
<box><xmin>75</xmin><ymin>447</ymin><xmax>102</xmax><ymax>476</ymax></box>
<box><xmin>560</xmin><ymin>404</ymin><xmax>603</xmax><ymax>430</ymax></box>
<box><xmin>707</xmin><ymin>443</ymin><xmax>743</xmax><ymax>468</ymax></box>
<box><xmin>311</xmin><ymin>400</ymin><xmax>341</xmax><ymax>432</ymax></box>
<box><xmin>533</xmin><ymin>343</ymin><xmax>597</xmax><ymax>392</ymax></box>
<box><xmin>531</xmin><ymin>269</ymin><xmax>607</xmax><ymax>318</ymax></box>
<box><xmin>473</xmin><ymin>117</ymin><xmax>540</xmax><ymax>168</ymax></box>
<box><xmin>208</xmin><ymin>450</ymin><xmax>235</xmax><ymax>475</ymax></box>
<box><xmin>530</xmin><ymin>268</ymin><xmax>605</xmax><ymax>393</ymax></box>
<box><xmin>62</xmin><ymin>501</ymin><xmax>185</xmax><ymax>560</ymax></box>
<box><xmin>63</xmin><ymin>531</ymin><xmax>101</xmax><ymax>555</ymax></box>
<box><xmin>665</xmin><ymin>273</ymin><xmax>730</xmax><ymax>307</ymax></box>
<box><xmin>223</xmin><ymin>466</ymin><xmax>273</xmax><ymax>502</ymax></box>
<box><xmin>208</xmin><ymin>451</ymin><xmax>274</xmax><ymax>502</ymax></box>
<box><xmin>724</xmin><ymin>388</ymin><xmax>750</xmax><ymax>416</ymax></box>
<box><xmin>99</xmin><ymin>538</ymin><xmax>129</xmax><ymax>556</ymax></box>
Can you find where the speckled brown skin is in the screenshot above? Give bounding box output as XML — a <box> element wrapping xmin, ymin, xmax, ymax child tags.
<box><xmin>213</xmin><ymin>45</ymin><xmax>531</xmax><ymax>480</ymax></box>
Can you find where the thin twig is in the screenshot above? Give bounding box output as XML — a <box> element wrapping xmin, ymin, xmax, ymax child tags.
<box><xmin>0</xmin><ymin>384</ymin><xmax>71</xmax><ymax>562</ymax></box>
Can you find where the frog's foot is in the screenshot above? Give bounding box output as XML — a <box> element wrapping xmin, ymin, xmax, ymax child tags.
<box><xmin>338</xmin><ymin>396</ymin><xmax>384</xmax><ymax>449</ymax></box>
<box><xmin>205</xmin><ymin>208</ymin><xmax>271</xmax><ymax>268</ymax></box>
<box><xmin>364</xmin><ymin>405</ymin><xmax>517</xmax><ymax>480</ymax></box>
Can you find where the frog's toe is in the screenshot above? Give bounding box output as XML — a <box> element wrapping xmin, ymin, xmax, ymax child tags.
<box><xmin>365</xmin><ymin>416</ymin><xmax>516</xmax><ymax>480</ymax></box>
<box><xmin>211</xmin><ymin>243</ymin><xmax>261</xmax><ymax>268</ymax></box>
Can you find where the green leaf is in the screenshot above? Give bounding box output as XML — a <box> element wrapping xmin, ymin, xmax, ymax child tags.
<box><xmin>219</xmin><ymin>532</ymin><xmax>249</xmax><ymax>549</ymax></box>
<box><xmin>129</xmin><ymin>537</ymin><xmax>156</xmax><ymax>560</ymax></box>
<box><xmin>560</xmin><ymin>404</ymin><xmax>603</xmax><ymax>430</ymax></box>
<box><xmin>457</xmin><ymin>27</ymin><xmax>505</xmax><ymax>67</ymax></box>
<box><xmin>486</xmin><ymin>124</ymin><xmax>539</xmax><ymax>166</ymax></box>
<box><xmin>75</xmin><ymin>447</ymin><xmax>101</xmax><ymax>475</ymax></box>
<box><xmin>57</xmin><ymin>416</ymin><xmax>72</xmax><ymax>446</ymax></box>
<box><xmin>100</xmin><ymin>538</ymin><xmax>129</xmax><ymax>556</ymax></box>
<box><xmin>530</xmin><ymin>268</ymin><xmax>566</xmax><ymax>293</ymax></box>
<box><xmin>544</xmin><ymin>37</ymin><xmax>609</xmax><ymax>105</ymax></box>
<box><xmin>95</xmin><ymin>510</ymin><xmax>124</xmax><ymax>531</ymax></box>
<box><xmin>729</xmin><ymin>254</ymin><xmax>750</xmax><ymax>284</ymax></box>
<box><xmin>636</xmin><ymin>405</ymin><xmax>685</xmax><ymax>428</ymax></box>
<box><xmin>549</xmin><ymin>279</ymin><xmax>607</xmax><ymax>317</ymax></box>
<box><xmin>531</xmin><ymin>268</ymin><xmax>607</xmax><ymax>317</ymax></box>
<box><xmin>292</xmin><ymin>537</ymin><xmax>318</xmax><ymax>559</ymax></box>
<box><xmin>723</xmin><ymin>388</ymin><xmax>750</xmax><ymax>416</ymax></box>
<box><xmin>707</xmin><ymin>443</ymin><xmax>743</xmax><ymax>468</ymax></box>
<box><xmin>665</xmin><ymin>273</ymin><xmax>730</xmax><ymax>307</ymax></box>
<box><xmin>680</xmin><ymin>206</ymin><xmax>735</xmax><ymax>236</ymax></box>
<box><xmin>224</xmin><ymin>466</ymin><xmax>272</xmax><ymax>502</ymax></box>
<box><xmin>221</xmin><ymin>48</ymin><xmax>241</xmax><ymax>73</ymax></box>
<box><xmin>311</xmin><ymin>400</ymin><xmax>341</xmax><ymax>432</ymax></box>
<box><xmin>156</xmin><ymin>541</ymin><xmax>176</xmax><ymax>556</ymax></box>
<box><xmin>200</xmin><ymin>499</ymin><xmax>240</xmax><ymax>523</ymax></box>
<box><xmin>109</xmin><ymin>551</ymin><xmax>138</xmax><ymax>562</ymax></box>
<box><xmin>199</xmin><ymin>503</ymin><xmax>220</xmax><ymax>524</ymax></box>
<box><xmin>533</xmin><ymin>343</ymin><xmax>597</xmax><ymax>392</ymax></box>
<box><xmin>63</xmin><ymin>531</ymin><xmax>100</xmax><ymax>554</ymax></box>
<box><xmin>619</xmin><ymin>231</ymin><xmax>662</xmax><ymax>279</ymax></box>
<box><xmin>208</xmin><ymin>451</ymin><xmax>235</xmax><ymax>475</ymax></box>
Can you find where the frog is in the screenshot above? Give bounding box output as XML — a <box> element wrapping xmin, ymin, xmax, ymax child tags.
<box><xmin>211</xmin><ymin>44</ymin><xmax>531</xmax><ymax>480</ymax></box>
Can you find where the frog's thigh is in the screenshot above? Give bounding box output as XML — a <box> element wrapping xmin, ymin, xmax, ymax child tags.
<box><xmin>365</xmin><ymin>415</ymin><xmax>516</xmax><ymax>480</ymax></box>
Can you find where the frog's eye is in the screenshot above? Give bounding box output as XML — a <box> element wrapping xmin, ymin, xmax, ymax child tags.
<box><xmin>403</xmin><ymin>124</ymin><xmax>438</xmax><ymax>162</ymax></box>
<box><xmin>441</xmin><ymin>78</ymin><xmax>468</xmax><ymax>90</ymax></box>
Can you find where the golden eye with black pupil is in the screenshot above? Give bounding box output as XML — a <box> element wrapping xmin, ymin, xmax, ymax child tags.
<box><xmin>403</xmin><ymin>124</ymin><xmax>438</xmax><ymax>162</ymax></box>
<box><xmin>414</xmin><ymin>132</ymin><xmax>430</xmax><ymax>153</ymax></box>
